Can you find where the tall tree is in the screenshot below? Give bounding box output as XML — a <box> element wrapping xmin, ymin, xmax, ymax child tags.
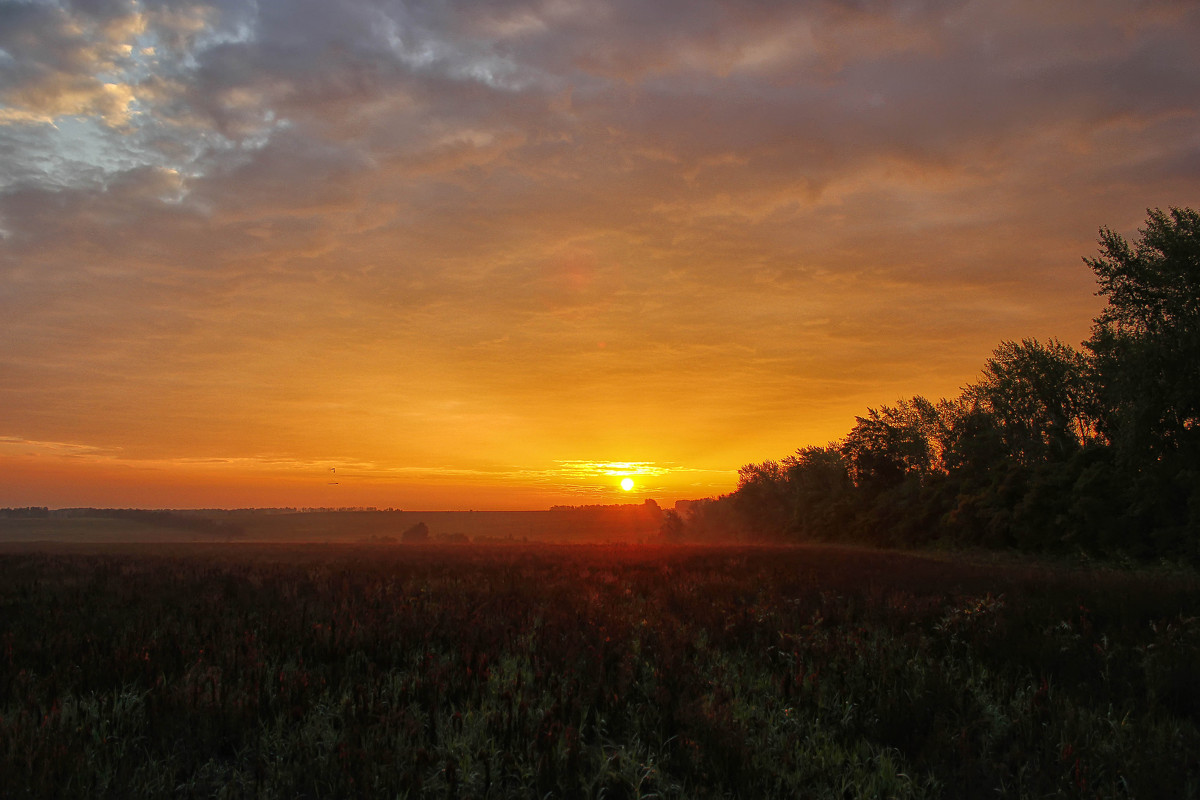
<box><xmin>840</xmin><ymin>398</ymin><xmax>941</xmax><ymax>490</ymax></box>
<box><xmin>732</xmin><ymin>460</ymin><xmax>793</xmax><ymax>537</ymax></box>
<box><xmin>781</xmin><ymin>445</ymin><xmax>854</xmax><ymax>539</ymax></box>
<box><xmin>936</xmin><ymin>396</ymin><xmax>1007</xmax><ymax>477</ymax></box>
<box><xmin>1086</xmin><ymin>207</ymin><xmax>1200</xmax><ymax>464</ymax></box>
<box><xmin>966</xmin><ymin>338</ymin><xmax>1096</xmax><ymax>465</ymax></box>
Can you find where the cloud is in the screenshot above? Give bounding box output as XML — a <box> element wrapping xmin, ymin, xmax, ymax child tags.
<box><xmin>0</xmin><ymin>435</ymin><xmax>114</xmax><ymax>459</ymax></box>
<box><xmin>0</xmin><ymin>1</ymin><xmax>147</xmax><ymax>124</ymax></box>
<box><xmin>1</xmin><ymin>0</ymin><xmax>1198</xmax><ymax>506</ymax></box>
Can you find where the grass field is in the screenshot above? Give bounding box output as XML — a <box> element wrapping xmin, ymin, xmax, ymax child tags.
<box><xmin>1</xmin><ymin>541</ymin><xmax>1198</xmax><ymax>797</ymax></box>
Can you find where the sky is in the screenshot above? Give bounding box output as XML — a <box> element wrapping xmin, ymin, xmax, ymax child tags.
<box><xmin>1</xmin><ymin>0</ymin><xmax>1198</xmax><ymax>510</ymax></box>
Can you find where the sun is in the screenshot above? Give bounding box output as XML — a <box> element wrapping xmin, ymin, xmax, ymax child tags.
<box><xmin>620</xmin><ymin>477</ymin><xmax>635</xmax><ymax>492</ymax></box>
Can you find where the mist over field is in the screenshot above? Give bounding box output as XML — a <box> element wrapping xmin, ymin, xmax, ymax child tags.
<box><xmin>0</xmin><ymin>503</ymin><xmax>671</xmax><ymax>545</ymax></box>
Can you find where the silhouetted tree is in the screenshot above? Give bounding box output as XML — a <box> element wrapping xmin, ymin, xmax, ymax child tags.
<box><xmin>840</xmin><ymin>398</ymin><xmax>941</xmax><ymax>490</ymax></box>
<box><xmin>676</xmin><ymin>497</ymin><xmax>744</xmax><ymax>541</ymax></box>
<box><xmin>1083</xmin><ymin>207</ymin><xmax>1200</xmax><ymax>551</ymax></box>
<box><xmin>402</xmin><ymin>521</ymin><xmax>430</xmax><ymax>543</ymax></box>
<box><xmin>659</xmin><ymin>509</ymin><xmax>686</xmax><ymax>541</ymax></box>
<box><xmin>781</xmin><ymin>445</ymin><xmax>854</xmax><ymax>539</ymax></box>
<box><xmin>1086</xmin><ymin>207</ymin><xmax>1200</xmax><ymax>464</ymax></box>
<box><xmin>732</xmin><ymin>460</ymin><xmax>793</xmax><ymax>537</ymax></box>
<box><xmin>937</xmin><ymin>397</ymin><xmax>1007</xmax><ymax>478</ymax></box>
<box><xmin>966</xmin><ymin>338</ymin><xmax>1097</xmax><ymax>465</ymax></box>
<box><xmin>641</xmin><ymin>498</ymin><xmax>664</xmax><ymax>526</ymax></box>
<box><xmin>673</xmin><ymin>207</ymin><xmax>1200</xmax><ymax>558</ymax></box>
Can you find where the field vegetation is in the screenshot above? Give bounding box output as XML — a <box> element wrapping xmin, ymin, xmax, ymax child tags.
<box><xmin>2</xmin><ymin>543</ymin><xmax>1198</xmax><ymax>798</ymax></box>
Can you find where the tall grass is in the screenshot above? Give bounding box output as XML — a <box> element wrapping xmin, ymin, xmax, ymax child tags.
<box><xmin>1</xmin><ymin>544</ymin><xmax>1197</xmax><ymax>797</ymax></box>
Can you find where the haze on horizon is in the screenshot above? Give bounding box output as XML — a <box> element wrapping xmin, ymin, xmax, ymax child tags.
<box><xmin>1</xmin><ymin>0</ymin><xmax>1197</xmax><ymax>510</ymax></box>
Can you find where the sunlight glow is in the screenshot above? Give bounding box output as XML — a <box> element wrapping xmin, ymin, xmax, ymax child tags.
<box><xmin>620</xmin><ymin>477</ymin><xmax>635</xmax><ymax>491</ymax></box>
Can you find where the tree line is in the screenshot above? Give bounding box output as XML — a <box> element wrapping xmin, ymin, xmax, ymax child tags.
<box><xmin>666</xmin><ymin>208</ymin><xmax>1200</xmax><ymax>560</ymax></box>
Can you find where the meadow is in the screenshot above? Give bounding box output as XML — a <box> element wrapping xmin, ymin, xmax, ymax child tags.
<box><xmin>1</xmin><ymin>542</ymin><xmax>1198</xmax><ymax>798</ymax></box>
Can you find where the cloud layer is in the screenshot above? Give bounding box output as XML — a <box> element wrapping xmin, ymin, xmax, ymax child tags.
<box><xmin>2</xmin><ymin>0</ymin><xmax>1198</xmax><ymax>507</ymax></box>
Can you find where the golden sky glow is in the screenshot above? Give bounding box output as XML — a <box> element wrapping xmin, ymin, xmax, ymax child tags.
<box><xmin>1</xmin><ymin>0</ymin><xmax>1198</xmax><ymax>509</ymax></box>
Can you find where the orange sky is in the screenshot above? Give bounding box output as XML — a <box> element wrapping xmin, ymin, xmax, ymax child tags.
<box><xmin>1</xmin><ymin>0</ymin><xmax>1198</xmax><ymax>509</ymax></box>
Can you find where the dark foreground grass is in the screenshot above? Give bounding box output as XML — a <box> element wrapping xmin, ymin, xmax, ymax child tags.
<box><xmin>1</xmin><ymin>542</ymin><xmax>1198</xmax><ymax>798</ymax></box>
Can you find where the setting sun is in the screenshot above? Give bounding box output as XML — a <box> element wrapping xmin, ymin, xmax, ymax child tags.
<box><xmin>620</xmin><ymin>478</ymin><xmax>635</xmax><ymax>492</ymax></box>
